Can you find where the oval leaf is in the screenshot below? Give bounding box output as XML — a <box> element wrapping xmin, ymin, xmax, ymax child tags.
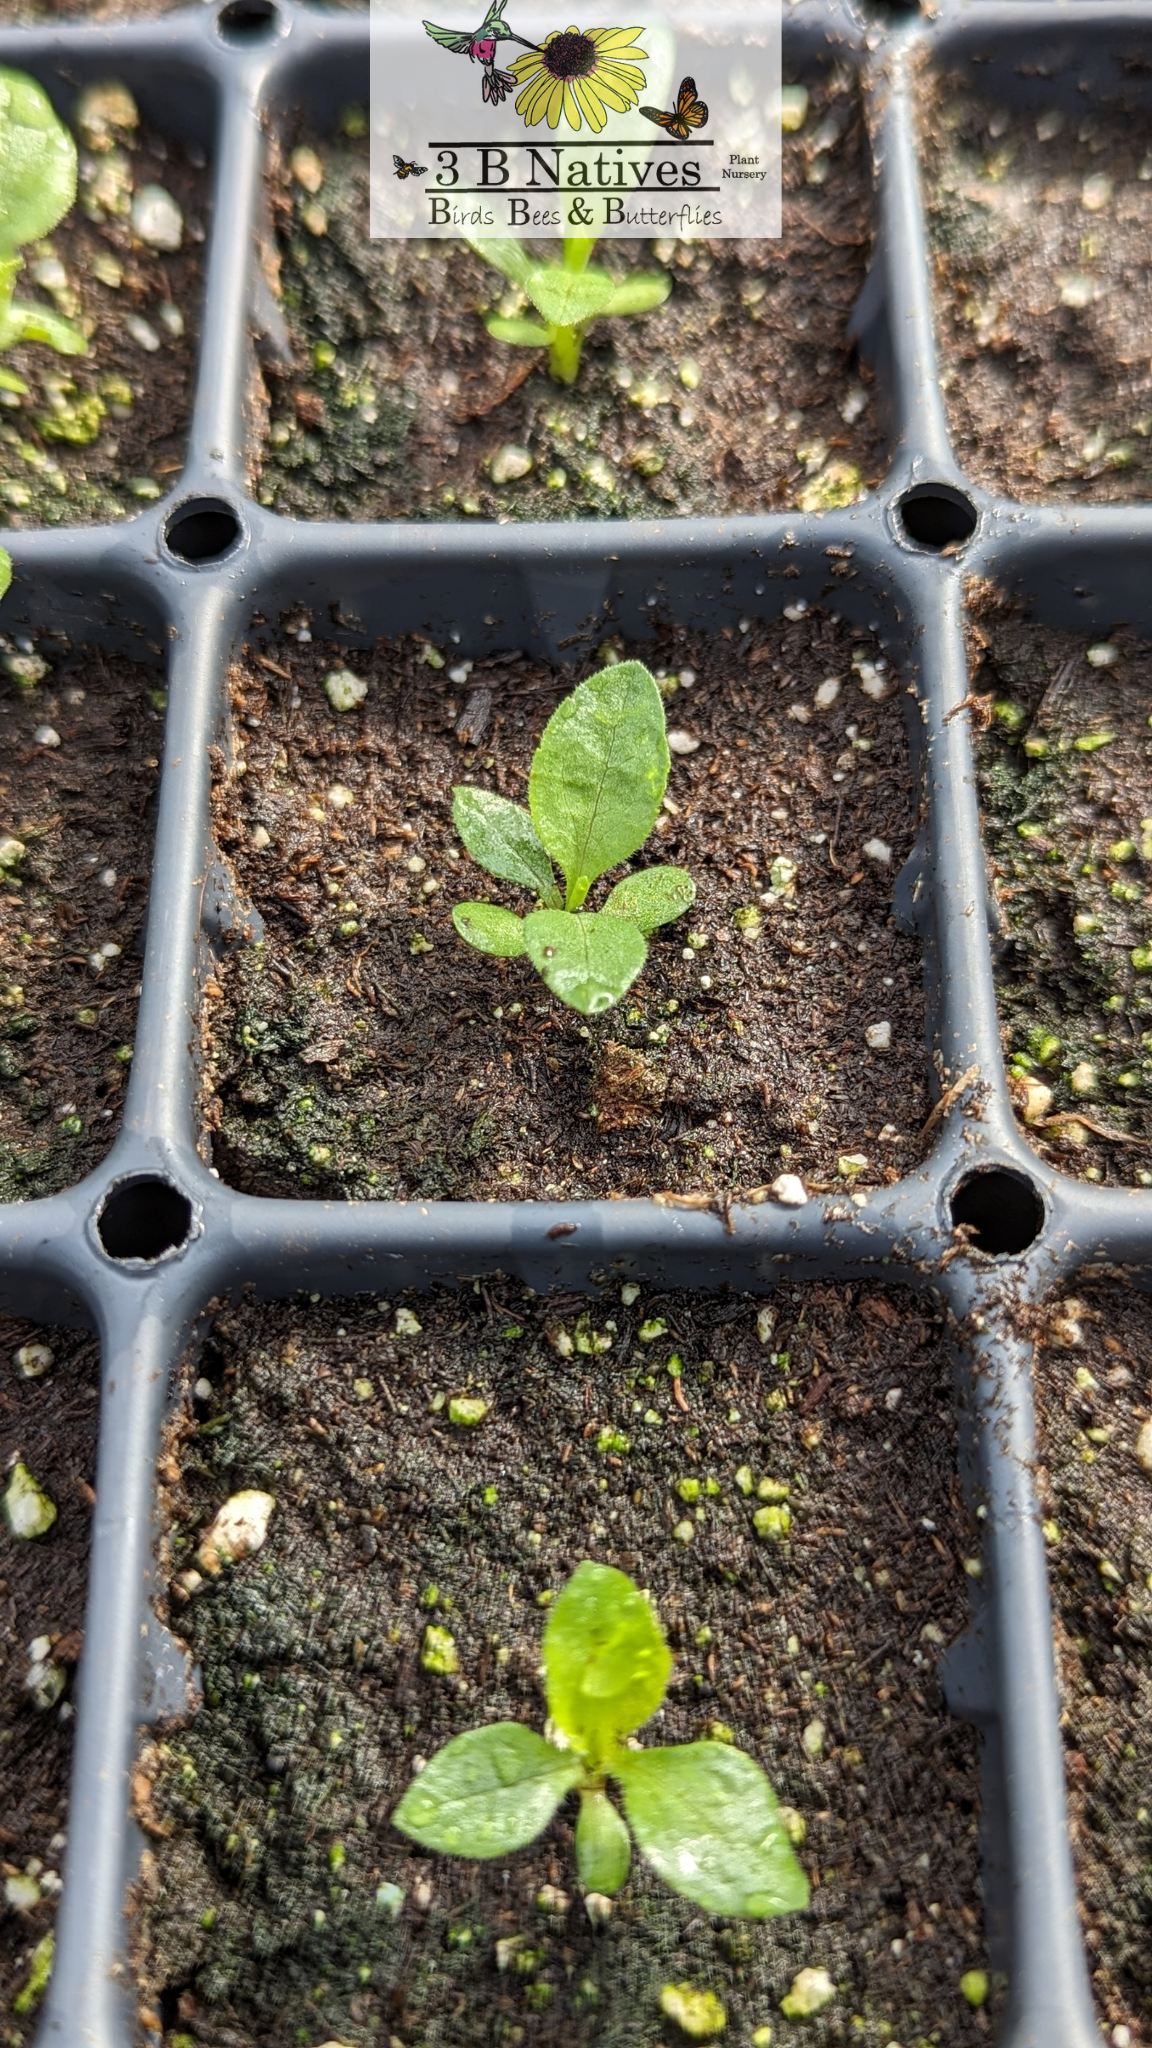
<box><xmin>452</xmin><ymin>902</ymin><xmax>527</xmax><ymax>957</ymax></box>
<box><xmin>452</xmin><ymin>786</ymin><xmax>560</xmax><ymax>904</ymax></box>
<box><xmin>393</xmin><ymin>1722</ymin><xmax>581</xmax><ymax>1858</ymax></box>
<box><xmin>615</xmin><ymin>1741</ymin><xmax>810</xmax><ymax>1918</ymax></box>
<box><xmin>602</xmin><ymin>865</ymin><xmax>695</xmax><ymax>934</ymax></box>
<box><xmin>463</xmin><ymin>233</ymin><xmax>535</xmax><ymax>287</ymax></box>
<box><xmin>603</xmin><ymin>272</ymin><xmax>673</xmax><ymax>317</ymax></box>
<box><xmin>529</xmin><ymin>662</ymin><xmax>669</xmax><ymax>904</ymax></box>
<box><xmin>525</xmin><ymin>264</ymin><xmax>620</xmax><ymax>330</ymax></box>
<box><xmin>485</xmin><ymin>314</ymin><xmax>551</xmax><ymax>348</ymax></box>
<box><xmin>0</xmin><ymin>69</ymin><xmax>78</xmax><ymax>255</ymax></box>
<box><xmin>523</xmin><ymin>909</ymin><xmax>646</xmax><ymax>1016</ymax></box>
<box><xmin>575</xmin><ymin>1787</ymin><xmax>632</xmax><ymax>1895</ymax></box>
<box><xmin>543</xmin><ymin>1560</ymin><xmax>671</xmax><ymax>1762</ymax></box>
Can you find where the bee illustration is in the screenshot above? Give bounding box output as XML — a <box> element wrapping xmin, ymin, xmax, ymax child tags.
<box><xmin>639</xmin><ymin>76</ymin><xmax>708</xmax><ymax>141</ymax></box>
<box><xmin>393</xmin><ymin>153</ymin><xmax>429</xmax><ymax>179</ymax></box>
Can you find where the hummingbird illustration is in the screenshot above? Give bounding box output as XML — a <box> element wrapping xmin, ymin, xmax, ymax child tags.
<box><xmin>423</xmin><ymin>0</ymin><xmax>538</xmax><ymax>106</ymax></box>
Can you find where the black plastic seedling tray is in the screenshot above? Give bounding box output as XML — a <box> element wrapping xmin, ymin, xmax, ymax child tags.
<box><xmin>1</xmin><ymin>1</ymin><xmax>1150</xmax><ymax>2042</ymax></box>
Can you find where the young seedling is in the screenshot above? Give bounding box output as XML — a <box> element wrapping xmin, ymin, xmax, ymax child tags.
<box><xmin>0</xmin><ymin>69</ymin><xmax>87</xmax><ymax>388</ymax></box>
<box><xmin>466</xmin><ymin>231</ymin><xmax>670</xmax><ymax>386</ymax></box>
<box><xmin>393</xmin><ymin>1560</ymin><xmax>809</xmax><ymax>1918</ymax></box>
<box><xmin>451</xmin><ymin>657</ymin><xmax>694</xmax><ymax>1015</ymax></box>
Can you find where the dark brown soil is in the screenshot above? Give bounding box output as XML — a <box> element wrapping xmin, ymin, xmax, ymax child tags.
<box><xmin>925</xmin><ymin>77</ymin><xmax>1152</xmax><ymax>505</ymax></box>
<box><xmin>140</xmin><ymin>1280</ymin><xmax>989</xmax><ymax>2048</ymax></box>
<box><xmin>0</xmin><ymin>1317</ymin><xmax>100</xmax><ymax>2030</ymax></box>
<box><xmin>1032</xmin><ymin>1281</ymin><xmax>1152</xmax><ymax>2044</ymax></box>
<box><xmin>0</xmin><ymin>96</ymin><xmax>206</xmax><ymax>528</ymax></box>
<box><xmin>256</xmin><ymin>68</ymin><xmax>882</xmax><ymax>524</ymax></box>
<box><xmin>0</xmin><ymin>646</ymin><xmax>163</xmax><ymax>1201</ymax></box>
<box><xmin>202</xmin><ymin>614</ymin><xmax>927</xmax><ymax>1204</ymax></box>
<box><xmin>971</xmin><ymin>600</ymin><xmax>1152</xmax><ymax>1186</ymax></box>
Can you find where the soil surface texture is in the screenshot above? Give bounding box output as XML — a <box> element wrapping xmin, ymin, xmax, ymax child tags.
<box><xmin>203</xmin><ymin>614</ymin><xmax>926</xmax><ymax>1204</ymax></box>
<box><xmin>0</xmin><ymin>87</ymin><xmax>206</xmax><ymax>528</ymax></box>
<box><xmin>1032</xmin><ymin>1281</ymin><xmax>1152</xmax><ymax>2044</ymax></box>
<box><xmin>925</xmin><ymin>78</ymin><xmax>1152</xmax><ymax>505</ymax></box>
<box><xmin>0</xmin><ymin>1317</ymin><xmax>99</xmax><ymax>2038</ymax></box>
<box><xmin>140</xmin><ymin>1280</ymin><xmax>988</xmax><ymax>2048</ymax></box>
<box><xmin>971</xmin><ymin>601</ymin><xmax>1152</xmax><ymax>1186</ymax></box>
<box><xmin>256</xmin><ymin>69</ymin><xmax>881</xmax><ymax>524</ymax></box>
<box><xmin>0</xmin><ymin>646</ymin><xmax>163</xmax><ymax>1201</ymax></box>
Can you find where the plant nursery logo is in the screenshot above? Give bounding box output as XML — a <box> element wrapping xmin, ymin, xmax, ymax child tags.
<box><xmin>370</xmin><ymin>0</ymin><xmax>781</xmax><ymax>240</ymax></box>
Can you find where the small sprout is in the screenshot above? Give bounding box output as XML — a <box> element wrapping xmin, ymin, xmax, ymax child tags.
<box><xmin>448</xmin><ymin>1395</ymin><xmax>489</xmax><ymax>1427</ymax></box>
<box><xmin>659</xmin><ymin>1982</ymin><xmax>727</xmax><ymax>2038</ymax></box>
<box><xmin>752</xmin><ymin>2032</ymin><xmax>773</xmax><ymax>2048</ymax></box>
<box><xmin>780</xmin><ymin>1968</ymin><xmax>835</xmax><ymax>2019</ymax></box>
<box><xmin>596</xmin><ymin>1427</ymin><xmax>631</xmax><ymax>1455</ymax></box>
<box><xmin>639</xmin><ymin>1317</ymin><xmax>668</xmax><ymax>1343</ymax></box>
<box><xmin>734</xmin><ymin>904</ymin><xmax>763</xmax><ymax>942</ymax></box>
<box><xmin>1133</xmin><ymin>945</ymin><xmax>1152</xmax><ymax>973</ymax></box>
<box><xmin>467</xmin><ymin>232</ymin><xmax>671</xmax><ymax>388</ymax></box>
<box><xmin>324</xmin><ymin>667</ymin><xmax>367</xmax><ymax>713</ymax></box>
<box><xmin>537</xmin><ymin>1883</ymin><xmax>570</xmax><ymax>1915</ymax></box>
<box><xmin>1098</xmin><ymin>1557</ymin><xmax>1123</xmax><ymax>1585</ymax></box>
<box><xmin>1072</xmin><ymin>912</ymin><xmax>1099</xmax><ymax>935</ymax></box>
<box><xmin>837</xmin><ymin>1153</ymin><xmax>868</xmax><ymax>1180</ymax></box>
<box><xmin>421</xmin><ymin>1624</ymin><xmax>459</xmax><ymax>1675</ymax></box>
<box><xmin>328</xmin><ymin>1840</ymin><xmax>346</xmax><ymax>1874</ymax></box>
<box><xmin>3</xmin><ymin>1461</ymin><xmax>56</xmax><ymax>1539</ymax></box>
<box><xmin>960</xmin><ymin>1970</ymin><xmax>989</xmax><ymax>2009</ymax></box>
<box><xmin>754</xmin><ymin>1504</ymin><xmax>791</xmax><ymax>1541</ymax></box>
<box><xmin>1042</xmin><ymin>1519</ymin><xmax>1061</xmax><ymax>1545</ymax></box>
<box><xmin>393</xmin><ymin>1561</ymin><xmax>807</xmax><ymax>1921</ymax></box>
<box><xmin>195</xmin><ymin>1490</ymin><xmax>275</xmax><ymax>1575</ymax></box>
<box><xmin>735</xmin><ymin>1465</ymin><xmax>754</xmax><ymax>1495</ymax></box>
<box><xmin>756</xmin><ymin>1477</ymin><xmax>790</xmax><ymax>1502</ymax></box>
<box><xmin>12</xmin><ymin>1929</ymin><xmax>53</xmax><ymax>2015</ymax></box>
<box><xmin>1074</xmin><ymin>731</ymin><xmax>1116</xmax><ymax>752</ymax></box>
<box><xmin>677</xmin><ymin>1477</ymin><xmax>701</xmax><ymax>1503</ymax></box>
<box><xmin>993</xmin><ymin>699</ymin><xmax>1027</xmax><ymax>733</ymax></box>
<box><xmin>0</xmin><ymin>835</ymin><xmax>25</xmax><ymax>867</ymax></box>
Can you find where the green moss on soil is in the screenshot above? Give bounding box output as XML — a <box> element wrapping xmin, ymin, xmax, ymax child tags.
<box><xmin>141</xmin><ymin>1282</ymin><xmax>988</xmax><ymax>2048</ymax></box>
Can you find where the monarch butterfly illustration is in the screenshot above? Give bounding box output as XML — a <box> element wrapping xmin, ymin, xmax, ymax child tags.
<box><xmin>639</xmin><ymin>75</ymin><xmax>708</xmax><ymax>141</ymax></box>
<box><xmin>393</xmin><ymin>153</ymin><xmax>429</xmax><ymax>179</ymax></box>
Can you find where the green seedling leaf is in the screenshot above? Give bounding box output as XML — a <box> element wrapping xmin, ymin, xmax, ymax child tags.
<box><xmin>9</xmin><ymin>300</ymin><xmax>86</xmax><ymax>354</ymax></box>
<box><xmin>575</xmin><ymin>1787</ymin><xmax>632</xmax><ymax>1894</ymax></box>
<box><xmin>524</xmin><ymin>909</ymin><xmax>646</xmax><ymax>1017</ymax></box>
<box><xmin>603</xmin><ymin>272</ymin><xmax>674</xmax><ymax>317</ymax></box>
<box><xmin>524</xmin><ymin>263</ymin><xmax>622</xmax><ymax>330</ymax></box>
<box><xmin>393</xmin><ymin>1723</ymin><xmax>581</xmax><ymax>1858</ymax></box>
<box><xmin>615</xmin><ymin>1741</ymin><xmax>810</xmax><ymax>1918</ymax></box>
<box><xmin>453</xmin><ymin>785</ymin><xmax>560</xmax><ymax>903</ymax></box>
<box><xmin>484</xmin><ymin>314</ymin><xmax>551</xmax><ymax>348</ymax></box>
<box><xmin>543</xmin><ymin>1560</ymin><xmax>671</xmax><ymax>1764</ymax></box>
<box><xmin>462</xmin><ymin>234</ymin><xmax>536</xmax><ymax>289</ymax></box>
<box><xmin>0</xmin><ymin>547</ymin><xmax>11</xmax><ymax>602</ymax></box>
<box><xmin>602</xmin><ymin>865</ymin><xmax>695</xmax><ymax>934</ymax></box>
<box><xmin>529</xmin><ymin>662</ymin><xmax>669</xmax><ymax>907</ymax></box>
<box><xmin>0</xmin><ymin>70</ymin><xmax>78</xmax><ymax>255</ymax></box>
<box><xmin>452</xmin><ymin>903</ymin><xmax>527</xmax><ymax>956</ymax></box>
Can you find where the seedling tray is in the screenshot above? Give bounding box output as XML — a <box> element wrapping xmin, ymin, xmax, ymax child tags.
<box><xmin>1</xmin><ymin>2</ymin><xmax>1149</xmax><ymax>2043</ymax></box>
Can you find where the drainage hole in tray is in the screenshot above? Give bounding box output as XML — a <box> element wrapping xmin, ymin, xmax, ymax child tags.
<box><xmin>897</xmin><ymin>484</ymin><xmax>977</xmax><ymax>551</ymax></box>
<box><xmin>216</xmin><ymin>0</ymin><xmax>280</xmax><ymax>41</ymax></box>
<box><xmin>950</xmin><ymin>1167</ymin><xmax>1043</xmax><ymax>1257</ymax></box>
<box><xmin>97</xmin><ymin>1178</ymin><xmax>194</xmax><ymax>1263</ymax></box>
<box><xmin>164</xmin><ymin>500</ymin><xmax>243</xmax><ymax>564</ymax></box>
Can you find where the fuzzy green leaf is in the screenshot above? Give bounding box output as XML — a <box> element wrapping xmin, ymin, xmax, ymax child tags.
<box><xmin>0</xmin><ymin>71</ymin><xmax>77</xmax><ymax>257</ymax></box>
<box><xmin>603</xmin><ymin>272</ymin><xmax>673</xmax><ymax>317</ymax></box>
<box><xmin>575</xmin><ymin>1787</ymin><xmax>632</xmax><ymax>1894</ymax></box>
<box><xmin>452</xmin><ymin>902</ymin><xmax>527</xmax><ymax>957</ymax></box>
<box><xmin>393</xmin><ymin>1723</ymin><xmax>581</xmax><ymax>1858</ymax></box>
<box><xmin>543</xmin><ymin>1560</ymin><xmax>671</xmax><ymax>1763</ymax></box>
<box><xmin>614</xmin><ymin>1741</ymin><xmax>810</xmax><ymax>1918</ymax></box>
<box><xmin>602</xmin><ymin>865</ymin><xmax>695</xmax><ymax>934</ymax></box>
<box><xmin>452</xmin><ymin>786</ymin><xmax>561</xmax><ymax>904</ymax></box>
<box><xmin>523</xmin><ymin>909</ymin><xmax>646</xmax><ymax>1016</ymax></box>
<box><xmin>484</xmin><ymin>314</ymin><xmax>551</xmax><ymax>348</ymax></box>
<box><xmin>524</xmin><ymin>264</ymin><xmax>621</xmax><ymax>330</ymax></box>
<box><xmin>463</xmin><ymin>234</ymin><xmax>536</xmax><ymax>288</ymax></box>
<box><xmin>528</xmin><ymin>662</ymin><xmax>669</xmax><ymax>907</ymax></box>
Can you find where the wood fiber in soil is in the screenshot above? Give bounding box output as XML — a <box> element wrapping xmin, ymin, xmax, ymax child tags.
<box><xmin>257</xmin><ymin>69</ymin><xmax>881</xmax><ymax>524</ymax></box>
<box><xmin>0</xmin><ymin>649</ymin><xmax>163</xmax><ymax>1200</ymax></box>
<box><xmin>1032</xmin><ymin>1282</ymin><xmax>1152</xmax><ymax>2044</ymax></box>
<box><xmin>924</xmin><ymin>77</ymin><xmax>1152</xmax><ymax>505</ymax></box>
<box><xmin>971</xmin><ymin>601</ymin><xmax>1152</xmax><ymax>1186</ymax></box>
<box><xmin>0</xmin><ymin>101</ymin><xmax>206</xmax><ymax>528</ymax></box>
<box><xmin>203</xmin><ymin>616</ymin><xmax>926</xmax><ymax>1203</ymax></box>
<box><xmin>0</xmin><ymin>1319</ymin><xmax>99</xmax><ymax>2030</ymax></box>
<box><xmin>140</xmin><ymin>1282</ymin><xmax>988</xmax><ymax>2048</ymax></box>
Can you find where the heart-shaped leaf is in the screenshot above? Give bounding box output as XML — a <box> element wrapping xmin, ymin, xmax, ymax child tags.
<box><xmin>614</xmin><ymin>1741</ymin><xmax>810</xmax><ymax>1918</ymax></box>
<box><xmin>484</xmin><ymin>314</ymin><xmax>551</xmax><ymax>348</ymax></box>
<box><xmin>524</xmin><ymin>264</ymin><xmax>621</xmax><ymax>330</ymax></box>
<box><xmin>0</xmin><ymin>69</ymin><xmax>78</xmax><ymax>257</ymax></box>
<box><xmin>603</xmin><ymin>272</ymin><xmax>673</xmax><ymax>317</ymax></box>
<box><xmin>393</xmin><ymin>1722</ymin><xmax>581</xmax><ymax>1858</ymax></box>
<box><xmin>529</xmin><ymin>662</ymin><xmax>669</xmax><ymax>907</ymax></box>
<box><xmin>523</xmin><ymin>909</ymin><xmax>646</xmax><ymax>1015</ymax></box>
<box><xmin>453</xmin><ymin>786</ymin><xmax>561</xmax><ymax>904</ymax></box>
<box><xmin>453</xmin><ymin>902</ymin><xmax>527</xmax><ymax>956</ymax></box>
<box><xmin>602</xmin><ymin>865</ymin><xmax>695</xmax><ymax>933</ymax></box>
